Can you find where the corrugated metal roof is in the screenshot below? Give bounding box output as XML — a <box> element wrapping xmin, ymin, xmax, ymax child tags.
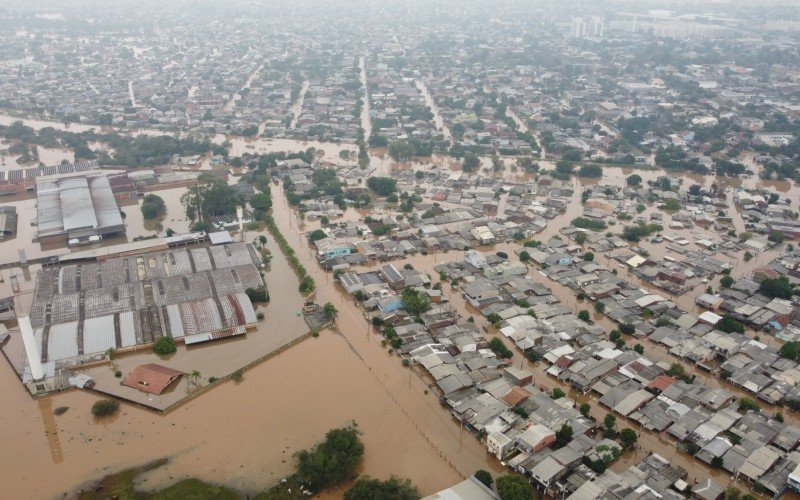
<box><xmin>88</xmin><ymin>175</ymin><xmax>123</xmax><ymax>229</ymax></box>
<box><xmin>167</xmin><ymin>304</ymin><xmax>184</xmax><ymax>338</ymax></box>
<box><xmin>48</xmin><ymin>321</ymin><xmax>79</xmax><ymax>361</ymax></box>
<box><xmin>119</xmin><ymin>311</ymin><xmax>137</xmax><ymax>347</ymax></box>
<box><xmin>60</xmin><ymin>177</ymin><xmax>98</xmax><ymax>232</ymax></box>
<box><xmin>82</xmin><ymin>315</ymin><xmax>116</xmax><ymax>355</ymax></box>
<box><xmin>184</xmin><ymin>326</ymin><xmax>246</xmax><ymax>345</ymax></box>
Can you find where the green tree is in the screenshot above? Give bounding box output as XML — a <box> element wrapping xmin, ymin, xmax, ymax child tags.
<box><xmin>667</xmin><ymin>363</ymin><xmax>686</xmax><ymax>378</ymax></box>
<box><xmin>768</xmin><ymin>230</ymin><xmax>785</xmax><ymax>244</ymax></box>
<box><xmin>578</xmin><ymin>164</ymin><xmax>603</xmax><ymax>178</ymax></box>
<box><xmin>580</xmin><ymin>403</ymin><xmax>591</xmax><ymax>416</ymax></box>
<box><xmin>343</xmin><ymin>476</ymin><xmax>418</xmax><ymax>500</ymax></box>
<box><xmin>323</xmin><ymin>302</ymin><xmax>338</xmax><ymax>321</ymax></box>
<box><xmin>496</xmin><ymin>475</ymin><xmax>532</xmax><ymax>500</ymax></box>
<box><xmin>584</xmin><ymin>252</ymin><xmax>594</xmax><ymax>261</ymax></box>
<box><xmin>387</xmin><ymin>140</ymin><xmax>416</xmax><ymax>161</ymax></box>
<box><xmin>718</xmin><ymin>315</ymin><xmax>745</xmax><ymax>334</ymax></box>
<box><xmin>519</xmin><ymin>250</ymin><xmax>531</xmax><ymax>262</ymax></box>
<box><xmin>555</xmin><ymin>161</ymin><xmax>574</xmax><ymax>179</ymax></box>
<box><xmin>663</xmin><ymin>199</ymin><xmax>681</xmax><ymax>211</ymax></box>
<box><xmin>309</xmin><ymin>229</ymin><xmax>327</xmax><ymax>242</ymax></box>
<box><xmin>141</xmin><ymin>194</ymin><xmax>166</xmax><ymax>220</ymax></box>
<box><xmin>620</xmin><ymin>428</ymin><xmax>637</xmax><ymax>449</ymax></box>
<box><xmin>720</xmin><ymin>275</ymin><xmax>734</xmax><ymax>288</ymax></box>
<box><xmin>366</xmin><ymin>177</ymin><xmax>397</xmax><ymax>196</ymax></box>
<box><xmin>759</xmin><ymin>276</ymin><xmax>793</xmax><ymax>299</ymax></box>
<box><xmin>250</xmin><ymin>192</ymin><xmax>272</xmax><ymax>212</ymax></box>
<box><xmin>474</xmin><ymin>470</ymin><xmax>493</xmax><ymax>488</ymax></box>
<box><xmin>153</xmin><ymin>336</ymin><xmax>177</xmax><ymax>355</ymax></box>
<box><xmin>297</xmin><ymin>427</ymin><xmax>365</xmax><ymax>490</ymax></box>
<box><xmin>401</xmin><ymin>287</ymin><xmax>431</xmax><ymax>315</ymax></box>
<box><xmin>604</xmin><ymin>414</ymin><xmax>616</xmax><ymax>431</ymax></box>
<box><xmin>552</xmin><ymin>388</ymin><xmax>566</xmax><ymax>399</ymax></box>
<box><xmin>578</xmin><ymin>310</ymin><xmax>591</xmax><ymax>322</ymax></box>
<box><xmin>555</xmin><ymin>423</ymin><xmax>573</xmax><ymax>448</ymax></box>
<box><xmin>462</xmin><ymin>153</ymin><xmax>480</xmax><ymax>172</ymax></box>
<box><xmin>626</xmin><ymin>174</ymin><xmax>642</xmax><ymax>187</ymax></box>
<box><xmin>181</xmin><ymin>175</ymin><xmax>241</xmax><ymax>221</ymax></box>
<box><xmin>489</xmin><ymin>337</ymin><xmax>513</xmax><ymax>359</ymax></box>
<box><xmin>245</xmin><ymin>286</ymin><xmax>269</xmax><ymax>302</ymax></box>
<box><xmin>575</xmin><ymin>232</ymin><xmax>587</xmax><ymax>244</ymax></box>
<box><xmin>738</xmin><ymin>397</ymin><xmax>761</xmax><ymax>412</ymax></box>
<box><xmin>141</xmin><ymin>194</ymin><xmax>167</xmax><ymax>220</ymax></box>
<box><xmin>634</xmin><ymin>343</ymin><xmax>644</xmax><ymax>354</ymax></box>
<box><xmin>299</xmin><ymin>276</ymin><xmax>316</xmax><ymax>295</ymax></box>
<box><xmin>780</xmin><ymin>341</ymin><xmax>800</xmax><ymax>362</ymax></box>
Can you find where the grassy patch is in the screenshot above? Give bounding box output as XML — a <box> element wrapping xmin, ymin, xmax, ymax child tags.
<box><xmin>76</xmin><ymin>459</ymin><xmax>240</xmax><ymax>500</ymax></box>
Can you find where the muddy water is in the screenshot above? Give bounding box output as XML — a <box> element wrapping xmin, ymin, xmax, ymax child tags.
<box><xmin>341</xmin><ymin>246</ymin><xmax>742</xmax><ymax>490</ymax></box>
<box><xmin>0</xmin><ymin>330</ymin><xmax>485</xmax><ymax>498</ymax></box>
<box><xmin>415</xmin><ymin>79</ymin><xmax>452</xmax><ymax>144</ymax></box>
<box><xmin>0</xmin><ymin>188</ymin><xmax>506</xmax><ymax>500</ymax></box>
<box><xmin>506</xmin><ymin>108</ymin><xmax>528</xmax><ymax>134</ymax></box>
<box><xmin>288</xmin><ymin>80</ymin><xmax>309</xmax><ymax>130</ymax></box>
<box><xmin>359</xmin><ymin>56</ymin><xmax>372</xmax><ymax>139</ymax></box>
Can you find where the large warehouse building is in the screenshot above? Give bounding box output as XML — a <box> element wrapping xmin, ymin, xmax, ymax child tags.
<box><xmin>26</xmin><ymin>241</ymin><xmax>264</xmax><ymax>371</ymax></box>
<box><xmin>36</xmin><ymin>173</ymin><xmax>126</xmax><ymax>244</ymax></box>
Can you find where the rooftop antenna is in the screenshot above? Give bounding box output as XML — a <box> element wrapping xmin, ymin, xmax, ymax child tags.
<box><xmin>19</xmin><ymin>316</ymin><xmax>44</xmax><ymax>380</ymax></box>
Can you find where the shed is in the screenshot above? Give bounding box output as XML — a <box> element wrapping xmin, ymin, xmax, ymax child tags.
<box><xmin>123</xmin><ymin>363</ymin><xmax>184</xmax><ymax>395</ymax></box>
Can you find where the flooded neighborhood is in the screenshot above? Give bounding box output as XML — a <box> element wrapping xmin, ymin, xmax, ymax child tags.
<box><xmin>1</xmin><ymin>1</ymin><xmax>800</xmax><ymax>500</ymax></box>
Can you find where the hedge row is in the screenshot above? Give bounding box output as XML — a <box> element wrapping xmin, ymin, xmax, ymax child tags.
<box><xmin>265</xmin><ymin>215</ymin><xmax>316</xmax><ymax>295</ymax></box>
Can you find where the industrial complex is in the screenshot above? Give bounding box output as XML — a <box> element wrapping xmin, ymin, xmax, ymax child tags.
<box><xmin>18</xmin><ymin>239</ymin><xmax>265</xmax><ymax>394</ymax></box>
<box><xmin>36</xmin><ymin>172</ymin><xmax>126</xmax><ymax>244</ymax></box>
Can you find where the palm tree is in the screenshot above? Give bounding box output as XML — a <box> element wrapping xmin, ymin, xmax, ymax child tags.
<box><xmin>323</xmin><ymin>302</ymin><xmax>338</xmax><ymax>321</ymax></box>
<box><xmin>106</xmin><ymin>348</ymin><xmax>117</xmax><ymax>370</ymax></box>
<box><xmin>186</xmin><ymin>370</ymin><xmax>201</xmax><ymax>391</ymax></box>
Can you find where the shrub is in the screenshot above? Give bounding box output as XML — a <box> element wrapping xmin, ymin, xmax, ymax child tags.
<box><xmin>718</xmin><ymin>314</ymin><xmax>744</xmax><ymax>334</ymax></box>
<box><xmin>620</xmin><ymin>428</ymin><xmax>637</xmax><ymax>449</ymax></box>
<box><xmin>141</xmin><ymin>194</ymin><xmax>166</xmax><ymax>220</ymax></box>
<box><xmin>343</xmin><ymin>476</ymin><xmax>418</xmax><ymax>500</ymax></box>
<box><xmin>738</xmin><ymin>397</ymin><xmax>761</xmax><ymax>412</ymax></box>
<box><xmin>474</xmin><ymin>470</ymin><xmax>493</xmax><ymax>488</ymax></box>
<box><xmin>297</xmin><ymin>427</ymin><xmax>364</xmax><ymax>490</ymax></box>
<box><xmin>552</xmin><ymin>388</ymin><xmax>566</xmax><ymax>400</ymax></box>
<box><xmin>496</xmin><ymin>474</ymin><xmax>532</xmax><ymax>500</ymax></box>
<box><xmin>489</xmin><ymin>337</ymin><xmax>513</xmax><ymax>359</ymax></box>
<box><xmin>571</xmin><ymin>217</ymin><xmax>607</xmax><ymax>231</ymax></box>
<box><xmin>153</xmin><ymin>336</ymin><xmax>177</xmax><ymax>355</ymax></box>
<box><xmin>114</xmin><ymin>370</ymin><xmax>122</xmax><ymax>378</ymax></box>
<box><xmin>91</xmin><ymin>399</ymin><xmax>120</xmax><ymax>417</ymax></box>
<box><xmin>231</xmin><ymin>369</ymin><xmax>244</xmax><ymax>382</ymax></box>
<box><xmin>245</xmin><ymin>286</ymin><xmax>269</xmax><ymax>303</ymax></box>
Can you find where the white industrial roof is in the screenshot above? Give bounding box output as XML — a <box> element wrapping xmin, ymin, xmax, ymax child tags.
<box><xmin>82</xmin><ymin>315</ymin><xmax>116</xmax><ymax>355</ymax></box>
<box><xmin>119</xmin><ymin>311</ymin><xmax>138</xmax><ymax>347</ymax></box>
<box><xmin>48</xmin><ymin>321</ymin><xmax>79</xmax><ymax>361</ymax></box>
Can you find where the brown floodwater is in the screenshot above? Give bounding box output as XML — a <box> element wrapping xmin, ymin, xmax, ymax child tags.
<box><xmin>0</xmin><ymin>182</ymin><xmax>508</xmax><ymax>500</ymax></box>
<box><xmin>0</xmin><ymin>113</ymin><xmax>797</xmax><ymax>498</ymax></box>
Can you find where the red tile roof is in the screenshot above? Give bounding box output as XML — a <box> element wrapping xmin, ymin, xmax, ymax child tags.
<box><xmin>123</xmin><ymin>363</ymin><xmax>184</xmax><ymax>395</ymax></box>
